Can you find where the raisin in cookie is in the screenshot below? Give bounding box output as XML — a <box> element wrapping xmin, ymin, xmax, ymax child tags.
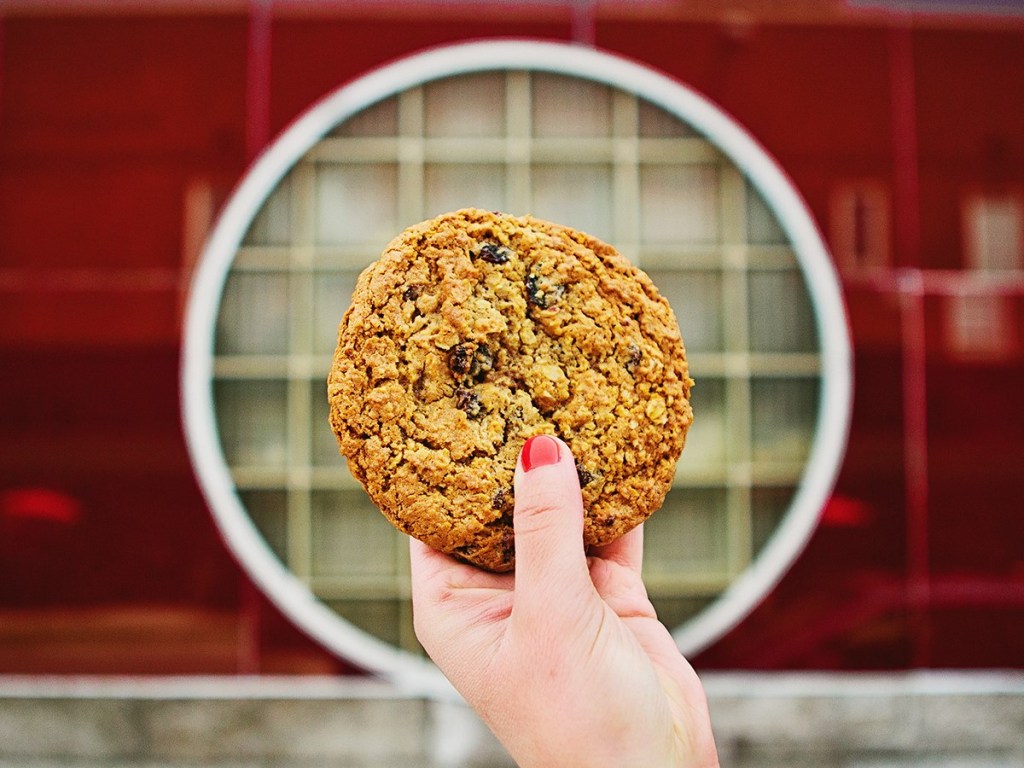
<box><xmin>328</xmin><ymin>209</ymin><xmax>693</xmax><ymax>572</ymax></box>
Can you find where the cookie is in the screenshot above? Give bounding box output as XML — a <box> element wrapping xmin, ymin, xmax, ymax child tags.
<box><xmin>328</xmin><ymin>209</ymin><xmax>693</xmax><ymax>572</ymax></box>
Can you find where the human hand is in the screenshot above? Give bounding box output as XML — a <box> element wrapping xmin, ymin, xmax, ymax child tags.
<box><xmin>409</xmin><ymin>434</ymin><xmax>720</xmax><ymax>768</ymax></box>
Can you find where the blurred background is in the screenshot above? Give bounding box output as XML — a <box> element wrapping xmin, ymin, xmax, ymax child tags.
<box><xmin>1</xmin><ymin>0</ymin><xmax>1022</xmax><ymax>766</ymax></box>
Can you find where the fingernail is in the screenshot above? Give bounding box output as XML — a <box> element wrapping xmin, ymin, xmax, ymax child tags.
<box><xmin>521</xmin><ymin>435</ymin><xmax>561</xmax><ymax>473</ymax></box>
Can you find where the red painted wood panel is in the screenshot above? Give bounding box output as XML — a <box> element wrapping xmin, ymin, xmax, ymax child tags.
<box><xmin>1</xmin><ymin>8</ymin><xmax>1022</xmax><ymax>674</ymax></box>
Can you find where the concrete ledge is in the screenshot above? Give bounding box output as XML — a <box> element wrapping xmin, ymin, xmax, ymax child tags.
<box><xmin>0</xmin><ymin>677</ymin><xmax>506</xmax><ymax>768</ymax></box>
<box><xmin>703</xmin><ymin>672</ymin><xmax>1024</xmax><ymax>767</ymax></box>
<box><xmin>0</xmin><ymin>672</ymin><xmax>1022</xmax><ymax>767</ymax></box>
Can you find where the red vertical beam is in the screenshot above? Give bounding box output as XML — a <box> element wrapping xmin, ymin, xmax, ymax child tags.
<box><xmin>571</xmin><ymin>0</ymin><xmax>597</xmax><ymax>47</ymax></box>
<box><xmin>240</xmin><ymin>0</ymin><xmax>273</xmax><ymax>669</ymax></box>
<box><xmin>0</xmin><ymin>13</ymin><xmax>6</xmax><ymax>137</ymax></box>
<box><xmin>238</xmin><ymin>578</ymin><xmax>263</xmax><ymax>674</ymax></box>
<box><xmin>890</xmin><ymin>19</ymin><xmax>931</xmax><ymax>667</ymax></box>
<box><xmin>891</xmin><ymin>21</ymin><xmax>921</xmax><ymax>269</ymax></box>
<box><xmin>246</xmin><ymin>0</ymin><xmax>273</xmax><ymax>162</ymax></box>
<box><xmin>899</xmin><ymin>269</ymin><xmax>931</xmax><ymax>666</ymax></box>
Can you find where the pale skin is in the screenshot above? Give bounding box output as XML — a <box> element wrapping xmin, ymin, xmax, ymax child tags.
<box><xmin>409</xmin><ymin>435</ymin><xmax>720</xmax><ymax>768</ymax></box>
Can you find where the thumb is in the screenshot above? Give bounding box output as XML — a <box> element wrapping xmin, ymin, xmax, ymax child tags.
<box><xmin>512</xmin><ymin>435</ymin><xmax>592</xmax><ymax>614</ymax></box>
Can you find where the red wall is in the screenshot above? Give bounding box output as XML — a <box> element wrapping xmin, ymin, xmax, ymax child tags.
<box><xmin>1</xmin><ymin>6</ymin><xmax>1022</xmax><ymax>674</ymax></box>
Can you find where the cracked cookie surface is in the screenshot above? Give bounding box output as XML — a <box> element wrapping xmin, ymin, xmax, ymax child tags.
<box><xmin>328</xmin><ymin>209</ymin><xmax>693</xmax><ymax>572</ymax></box>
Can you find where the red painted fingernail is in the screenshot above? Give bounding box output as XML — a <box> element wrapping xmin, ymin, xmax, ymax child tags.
<box><xmin>521</xmin><ymin>435</ymin><xmax>561</xmax><ymax>473</ymax></box>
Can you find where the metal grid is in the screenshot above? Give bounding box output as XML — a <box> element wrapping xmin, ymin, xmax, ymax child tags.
<box><xmin>211</xmin><ymin>71</ymin><xmax>821</xmax><ymax>652</ymax></box>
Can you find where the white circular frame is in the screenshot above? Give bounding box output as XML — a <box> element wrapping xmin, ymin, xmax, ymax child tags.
<box><xmin>182</xmin><ymin>39</ymin><xmax>852</xmax><ymax>695</ymax></box>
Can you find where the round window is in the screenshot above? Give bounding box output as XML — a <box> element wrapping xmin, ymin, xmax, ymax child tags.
<box><xmin>183</xmin><ymin>40</ymin><xmax>852</xmax><ymax>691</ymax></box>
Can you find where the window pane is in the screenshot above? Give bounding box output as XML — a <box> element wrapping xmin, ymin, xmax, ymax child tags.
<box><xmin>751</xmin><ymin>486</ymin><xmax>795</xmax><ymax>557</ymax></box>
<box><xmin>311</xmin><ymin>491</ymin><xmax>397</xmax><ymax>578</ymax></box>
<box><xmin>639</xmin><ymin>99</ymin><xmax>697</xmax><ymax>138</ymax></box>
<box><xmin>425</xmin><ymin>163</ymin><xmax>506</xmax><ymax>216</ymax></box>
<box><xmin>649</xmin><ymin>597</ymin><xmax>714</xmax><ymax>630</ymax></box>
<box><xmin>240</xmin><ymin>490</ymin><xmax>288</xmax><ymax>562</ymax></box>
<box><xmin>214</xmin><ymin>380</ymin><xmax>288</xmax><ymax>467</ymax></box>
<box><xmin>751</xmin><ymin>378</ymin><xmax>819</xmax><ymax>464</ymax></box>
<box><xmin>532</xmin><ymin>73</ymin><xmax>613</xmax><ymax>138</ymax></box>
<box><xmin>327</xmin><ymin>600</ymin><xmax>402</xmax><ymax>648</ymax></box>
<box><xmin>315</xmin><ymin>163</ymin><xmax>398</xmax><ymax>245</ymax></box>
<box><xmin>313</xmin><ymin>270</ymin><xmax>360</xmax><ymax>355</ymax></box>
<box><xmin>747</xmin><ymin>180</ymin><xmax>787</xmax><ymax>245</ymax></box>
<box><xmin>748</xmin><ymin>270</ymin><xmax>817</xmax><ymax>353</ymax></box>
<box><xmin>945</xmin><ymin>291</ymin><xmax>1014</xmax><ymax>358</ymax></box>
<box><xmin>681</xmin><ymin>377</ymin><xmax>726</xmax><ymax>474</ymax></box>
<box><xmin>244</xmin><ymin>173</ymin><xmax>292</xmax><ymax>246</ymax></box>
<box><xmin>644</xmin><ymin>268</ymin><xmax>722</xmax><ymax>352</ymax></box>
<box><xmin>531</xmin><ymin>164</ymin><xmax>613</xmax><ymax>241</ymax></box>
<box><xmin>311</xmin><ymin>379</ymin><xmax>342</xmax><ymax>467</ymax></box>
<box><xmin>965</xmin><ymin>194</ymin><xmax>1023</xmax><ymax>271</ymax></box>
<box><xmin>425</xmin><ymin>73</ymin><xmax>505</xmax><ymax>138</ymax></box>
<box><xmin>643</xmin><ymin>488</ymin><xmax>728</xmax><ymax>575</ymax></box>
<box><xmin>640</xmin><ymin>165</ymin><xmax>720</xmax><ymax>243</ymax></box>
<box><xmin>216</xmin><ymin>272</ymin><xmax>290</xmax><ymax>355</ymax></box>
<box><xmin>329</xmin><ymin>97</ymin><xmax>399</xmax><ymax>138</ymax></box>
